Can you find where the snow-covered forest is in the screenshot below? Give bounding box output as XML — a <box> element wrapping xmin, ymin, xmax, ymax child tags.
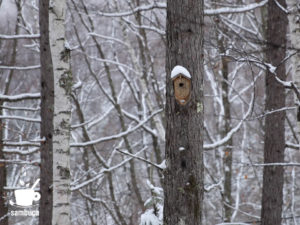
<box><xmin>0</xmin><ymin>0</ymin><xmax>300</xmax><ymax>224</ymax></box>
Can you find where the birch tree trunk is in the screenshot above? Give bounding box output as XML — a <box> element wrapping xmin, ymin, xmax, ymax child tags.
<box><xmin>39</xmin><ymin>0</ymin><xmax>71</xmax><ymax>224</ymax></box>
<box><xmin>261</xmin><ymin>0</ymin><xmax>287</xmax><ymax>224</ymax></box>
<box><xmin>163</xmin><ymin>0</ymin><xmax>204</xmax><ymax>224</ymax></box>
<box><xmin>49</xmin><ymin>0</ymin><xmax>72</xmax><ymax>224</ymax></box>
<box><xmin>287</xmin><ymin>0</ymin><xmax>300</xmax><ymax>137</ymax></box>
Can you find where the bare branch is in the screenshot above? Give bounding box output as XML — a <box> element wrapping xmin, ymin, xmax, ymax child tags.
<box><xmin>71</xmin><ymin>109</ymin><xmax>163</xmax><ymax>147</ymax></box>
<box><xmin>0</xmin><ymin>93</ymin><xmax>40</xmax><ymax>102</ymax></box>
<box><xmin>0</xmin><ymin>34</ymin><xmax>40</xmax><ymax>39</ymax></box>
<box><xmin>0</xmin><ymin>65</ymin><xmax>40</xmax><ymax>70</ymax></box>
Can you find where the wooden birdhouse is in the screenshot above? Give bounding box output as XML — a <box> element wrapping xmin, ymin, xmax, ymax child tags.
<box><xmin>171</xmin><ymin>66</ymin><xmax>192</xmax><ymax>105</ymax></box>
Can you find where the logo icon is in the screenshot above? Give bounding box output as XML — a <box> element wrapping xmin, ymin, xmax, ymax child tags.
<box><xmin>10</xmin><ymin>179</ymin><xmax>40</xmax><ymax>207</ymax></box>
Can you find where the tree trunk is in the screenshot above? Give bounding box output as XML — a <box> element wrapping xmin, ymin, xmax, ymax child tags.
<box><xmin>261</xmin><ymin>1</ymin><xmax>287</xmax><ymax>224</ymax></box>
<box><xmin>163</xmin><ymin>0</ymin><xmax>204</xmax><ymax>224</ymax></box>
<box><xmin>287</xmin><ymin>0</ymin><xmax>300</xmax><ymax>137</ymax></box>
<box><xmin>39</xmin><ymin>0</ymin><xmax>71</xmax><ymax>224</ymax></box>
<box><xmin>220</xmin><ymin>52</ymin><xmax>232</xmax><ymax>223</ymax></box>
<box><xmin>39</xmin><ymin>0</ymin><xmax>54</xmax><ymax>224</ymax></box>
<box><xmin>49</xmin><ymin>0</ymin><xmax>72</xmax><ymax>224</ymax></box>
<box><xmin>215</xmin><ymin>23</ymin><xmax>233</xmax><ymax>222</ymax></box>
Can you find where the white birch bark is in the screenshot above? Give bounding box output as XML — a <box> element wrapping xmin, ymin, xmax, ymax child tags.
<box><xmin>49</xmin><ymin>0</ymin><xmax>72</xmax><ymax>224</ymax></box>
<box><xmin>287</xmin><ymin>0</ymin><xmax>300</xmax><ymax>136</ymax></box>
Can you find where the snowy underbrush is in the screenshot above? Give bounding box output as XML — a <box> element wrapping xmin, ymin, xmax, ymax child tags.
<box><xmin>140</xmin><ymin>180</ymin><xmax>163</xmax><ymax>225</ymax></box>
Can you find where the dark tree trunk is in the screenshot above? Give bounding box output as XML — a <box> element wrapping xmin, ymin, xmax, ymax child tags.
<box><xmin>39</xmin><ymin>0</ymin><xmax>54</xmax><ymax>224</ymax></box>
<box><xmin>221</xmin><ymin>54</ymin><xmax>232</xmax><ymax>222</ymax></box>
<box><xmin>216</xmin><ymin>25</ymin><xmax>233</xmax><ymax>221</ymax></box>
<box><xmin>261</xmin><ymin>0</ymin><xmax>287</xmax><ymax>224</ymax></box>
<box><xmin>163</xmin><ymin>0</ymin><xmax>204</xmax><ymax>224</ymax></box>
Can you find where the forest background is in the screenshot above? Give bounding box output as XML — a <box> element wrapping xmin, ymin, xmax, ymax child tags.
<box><xmin>0</xmin><ymin>0</ymin><xmax>300</xmax><ymax>224</ymax></box>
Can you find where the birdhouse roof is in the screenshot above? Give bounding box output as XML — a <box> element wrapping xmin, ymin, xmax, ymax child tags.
<box><xmin>171</xmin><ymin>65</ymin><xmax>191</xmax><ymax>79</ymax></box>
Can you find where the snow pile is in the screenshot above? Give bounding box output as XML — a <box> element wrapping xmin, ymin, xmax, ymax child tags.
<box><xmin>179</xmin><ymin>147</ymin><xmax>185</xmax><ymax>152</ymax></box>
<box><xmin>266</xmin><ymin>63</ymin><xmax>277</xmax><ymax>74</ymax></box>
<box><xmin>157</xmin><ymin>160</ymin><xmax>166</xmax><ymax>170</ymax></box>
<box><xmin>72</xmin><ymin>80</ymin><xmax>82</xmax><ymax>90</ymax></box>
<box><xmin>171</xmin><ymin>65</ymin><xmax>191</xmax><ymax>79</ymax></box>
<box><xmin>146</xmin><ymin>180</ymin><xmax>163</xmax><ymax>196</ymax></box>
<box><xmin>140</xmin><ymin>180</ymin><xmax>163</xmax><ymax>225</ymax></box>
<box><xmin>140</xmin><ymin>207</ymin><xmax>162</xmax><ymax>225</ymax></box>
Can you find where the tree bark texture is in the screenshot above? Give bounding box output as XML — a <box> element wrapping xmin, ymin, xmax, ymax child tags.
<box><xmin>216</xmin><ymin>28</ymin><xmax>233</xmax><ymax>222</ymax></box>
<box><xmin>39</xmin><ymin>0</ymin><xmax>54</xmax><ymax>224</ymax></box>
<box><xmin>49</xmin><ymin>0</ymin><xmax>72</xmax><ymax>224</ymax></box>
<box><xmin>163</xmin><ymin>0</ymin><xmax>204</xmax><ymax>224</ymax></box>
<box><xmin>287</xmin><ymin>0</ymin><xmax>300</xmax><ymax>137</ymax></box>
<box><xmin>221</xmin><ymin>54</ymin><xmax>232</xmax><ymax>223</ymax></box>
<box><xmin>261</xmin><ymin>1</ymin><xmax>287</xmax><ymax>225</ymax></box>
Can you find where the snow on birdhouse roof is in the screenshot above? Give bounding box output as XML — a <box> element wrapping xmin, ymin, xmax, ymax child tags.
<box><xmin>171</xmin><ymin>65</ymin><xmax>191</xmax><ymax>79</ymax></box>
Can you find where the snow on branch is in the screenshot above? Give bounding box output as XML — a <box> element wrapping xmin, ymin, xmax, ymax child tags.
<box><xmin>0</xmin><ymin>159</ymin><xmax>40</xmax><ymax>165</ymax></box>
<box><xmin>116</xmin><ymin>148</ymin><xmax>163</xmax><ymax>170</ymax></box>
<box><xmin>265</xmin><ymin>63</ymin><xmax>300</xmax><ymax>101</ymax></box>
<box><xmin>205</xmin><ymin>0</ymin><xmax>268</xmax><ymax>15</ymax></box>
<box><xmin>98</xmin><ymin>2</ymin><xmax>166</xmax><ymax>17</ymax></box>
<box><xmin>4</xmin><ymin>147</ymin><xmax>39</xmax><ymax>155</ymax></box>
<box><xmin>274</xmin><ymin>0</ymin><xmax>288</xmax><ymax>13</ymax></box>
<box><xmin>252</xmin><ymin>106</ymin><xmax>296</xmax><ymax>120</ymax></box>
<box><xmin>104</xmin><ymin>147</ymin><xmax>147</xmax><ymax>172</ymax></box>
<box><xmin>78</xmin><ymin>190</ymin><xmax>103</xmax><ymax>202</ymax></box>
<box><xmin>71</xmin><ymin>148</ymin><xmax>146</xmax><ymax>191</ymax></box>
<box><xmin>0</xmin><ymin>65</ymin><xmax>40</xmax><ymax>70</ymax></box>
<box><xmin>97</xmin><ymin>1</ymin><xmax>268</xmax><ymax>18</ymax></box>
<box><xmin>224</xmin><ymin>55</ymin><xmax>300</xmax><ymax>102</ymax></box>
<box><xmin>248</xmin><ymin>162</ymin><xmax>300</xmax><ymax>167</ymax></box>
<box><xmin>204</xmin><ymin>179</ymin><xmax>222</xmax><ymax>192</ymax></box>
<box><xmin>88</xmin><ymin>32</ymin><xmax>130</xmax><ymax>47</ymax></box>
<box><xmin>204</xmin><ymin>94</ymin><xmax>254</xmax><ymax>150</ymax></box>
<box><xmin>71</xmin><ymin>172</ymin><xmax>104</xmax><ymax>191</ymax></box>
<box><xmin>122</xmin><ymin>109</ymin><xmax>157</xmax><ymax>137</ymax></box>
<box><xmin>286</xmin><ymin>142</ymin><xmax>300</xmax><ymax>150</ymax></box>
<box><xmin>122</xmin><ymin>19</ymin><xmax>165</xmax><ymax>35</ymax></box>
<box><xmin>0</xmin><ymin>34</ymin><xmax>40</xmax><ymax>39</ymax></box>
<box><xmin>1</xmin><ymin>105</ymin><xmax>40</xmax><ymax>112</ymax></box>
<box><xmin>0</xmin><ymin>115</ymin><xmax>41</xmax><ymax>123</ymax></box>
<box><xmin>0</xmin><ymin>93</ymin><xmax>40</xmax><ymax>102</ymax></box>
<box><xmin>3</xmin><ymin>141</ymin><xmax>41</xmax><ymax>147</ymax></box>
<box><xmin>70</xmin><ymin>109</ymin><xmax>163</xmax><ymax>147</ymax></box>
